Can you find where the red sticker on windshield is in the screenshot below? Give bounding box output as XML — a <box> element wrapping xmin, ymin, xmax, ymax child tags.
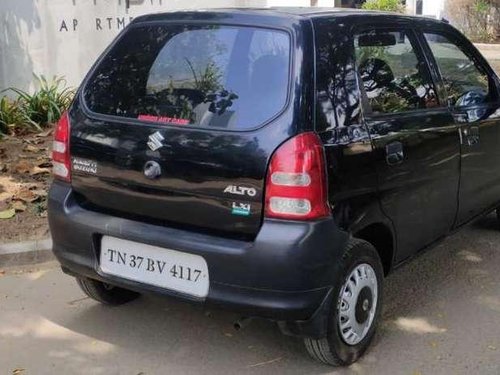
<box><xmin>138</xmin><ymin>114</ymin><xmax>189</xmax><ymax>125</ymax></box>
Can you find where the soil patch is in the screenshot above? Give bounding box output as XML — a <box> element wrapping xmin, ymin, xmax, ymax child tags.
<box><xmin>0</xmin><ymin>131</ymin><xmax>52</xmax><ymax>243</ymax></box>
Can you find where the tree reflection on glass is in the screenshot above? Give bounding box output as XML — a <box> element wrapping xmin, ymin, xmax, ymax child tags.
<box><xmin>315</xmin><ymin>21</ymin><xmax>363</xmax><ymax>144</ymax></box>
<box><xmin>424</xmin><ymin>32</ymin><xmax>491</xmax><ymax>108</ymax></box>
<box><xmin>355</xmin><ymin>30</ymin><xmax>438</xmax><ymax>115</ymax></box>
<box><xmin>84</xmin><ymin>24</ymin><xmax>290</xmax><ymax>130</ymax></box>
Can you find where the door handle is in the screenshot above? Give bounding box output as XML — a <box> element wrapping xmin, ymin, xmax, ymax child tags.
<box><xmin>453</xmin><ymin>112</ymin><xmax>469</xmax><ymax>123</ymax></box>
<box><xmin>460</xmin><ymin>125</ymin><xmax>480</xmax><ymax>146</ymax></box>
<box><xmin>386</xmin><ymin>141</ymin><xmax>404</xmax><ymax>166</ymax></box>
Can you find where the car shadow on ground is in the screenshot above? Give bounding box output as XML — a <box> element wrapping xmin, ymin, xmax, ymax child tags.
<box><xmin>38</xmin><ymin>214</ymin><xmax>500</xmax><ymax>374</ymax></box>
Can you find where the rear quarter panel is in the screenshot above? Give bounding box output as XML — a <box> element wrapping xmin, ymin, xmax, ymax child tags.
<box><xmin>313</xmin><ymin>16</ymin><xmax>391</xmax><ymax>236</ymax></box>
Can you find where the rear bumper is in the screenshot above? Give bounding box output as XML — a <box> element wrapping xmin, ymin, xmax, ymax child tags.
<box><xmin>48</xmin><ymin>181</ymin><xmax>349</xmax><ymax>337</ymax></box>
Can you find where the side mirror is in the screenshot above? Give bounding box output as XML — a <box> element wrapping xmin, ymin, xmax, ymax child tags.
<box><xmin>455</xmin><ymin>90</ymin><xmax>487</xmax><ymax>107</ymax></box>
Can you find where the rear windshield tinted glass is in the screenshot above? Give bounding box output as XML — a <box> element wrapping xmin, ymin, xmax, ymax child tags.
<box><xmin>83</xmin><ymin>24</ymin><xmax>291</xmax><ymax>130</ymax></box>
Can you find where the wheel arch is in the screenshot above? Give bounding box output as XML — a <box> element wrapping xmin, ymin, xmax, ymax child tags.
<box><xmin>353</xmin><ymin>222</ymin><xmax>395</xmax><ymax>276</ymax></box>
<box><xmin>334</xmin><ymin>199</ymin><xmax>397</xmax><ymax>276</ymax></box>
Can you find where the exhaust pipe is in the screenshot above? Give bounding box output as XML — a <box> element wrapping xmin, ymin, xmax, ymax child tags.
<box><xmin>234</xmin><ymin>317</ymin><xmax>253</xmax><ymax>331</ymax></box>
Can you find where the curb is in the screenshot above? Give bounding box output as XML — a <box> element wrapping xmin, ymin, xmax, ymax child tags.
<box><xmin>0</xmin><ymin>238</ymin><xmax>54</xmax><ymax>267</ymax></box>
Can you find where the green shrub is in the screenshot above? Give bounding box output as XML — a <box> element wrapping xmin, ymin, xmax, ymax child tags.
<box><xmin>0</xmin><ymin>96</ymin><xmax>19</xmax><ymax>134</ymax></box>
<box><xmin>362</xmin><ymin>0</ymin><xmax>405</xmax><ymax>12</ymax></box>
<box><xmin>0</xmin><ymin>75</ymin><xmax>74</xmax><ymax>135</ymax></box>
<box><xmin>8</xmin><ymin>75</ymin><xmax>75</xmax><ymax>128</ymax></box>
<box><xmin>0</xmin><ymin>96</ymin><xmax>40</xmax><ymax>135</ymax></box>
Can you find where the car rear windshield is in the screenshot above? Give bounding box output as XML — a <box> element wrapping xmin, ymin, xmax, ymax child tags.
<box><xmin>83</xmin><ymin>24</ymin><xmax>291</xmax><ymax>130</ymax></box>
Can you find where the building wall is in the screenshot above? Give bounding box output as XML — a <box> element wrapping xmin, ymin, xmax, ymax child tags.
<box><xmin>0</xmin><ymin>0</ymin><xmax>270</xmax><ymax>93</ymax></box>
<box><xmin>267</xmin><ymin>0</ymin><xmax>311</xmax><ymax>6</ymax></box>
<box><xmin>0</xmin><ymin>0</ymin><xmax>352</xmax><ymax>94</ymax></box>
<box><xmin>406</xmin><ymin>0</ymin><xmax>445</xmax><ymax>18</ymax></box>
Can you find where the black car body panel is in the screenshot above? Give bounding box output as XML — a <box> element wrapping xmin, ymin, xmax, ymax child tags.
<box><xmin>49</xmin><ymin>180</ymin><xmax>348</xmax><ymax>331</ymax></box>
<box><xmin>48</xmin><ymin>8</ymin><xmax>500</xmax><ymax>339</ymax></box>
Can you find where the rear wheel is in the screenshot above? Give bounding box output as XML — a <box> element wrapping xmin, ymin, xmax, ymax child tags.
<box><xmin>76</xmin><ymin>277</ymin><xmax>140</xmax><ymax>305</ymax></box>
<box><xmin>304</xmin><ymin>238</ymin><xmax>384</xmax><ymax>366</ymax></box>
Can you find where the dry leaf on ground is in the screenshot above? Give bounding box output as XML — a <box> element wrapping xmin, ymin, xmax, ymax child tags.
<box><xmin>31</xmin><ymin>189</ymin><xmax>48</xmax><ymax>197</ymax></box>
<box><xmin>15</xmin><ymin>188</ymin><xmax>40</xmax><ymax>203</ymax></box>
<box><xmin>24</xmin><ymin>144</ymin><xmax>44</xmax><ymax>153</ymax></box>
<box><xmin>13</xmin><ymin>161</ymin><xmax>32</xmax><ymax>174</ymax></box>
<box><xmin>36</xmin><ymin>129</ymin><xmax>53</xmax><ymax>137</ymax></box>
<box><xmin>29</xmin><ymin>166</ymin><xmax>51</xmax><ymax>175</ymax></box>
<box><xmin>11</xmin><ymin>201</ymin><xmax>27</xmax><ymax>212</ymax></box>
<box><xmin>0</xmin><ymin>208</ymin><xmax>16</xmax><ymax>219</ymax></box>
<box><xmin>36</xmin><ymin>160</ymin><xmax>52</xmax><ymax>168</ymax></box>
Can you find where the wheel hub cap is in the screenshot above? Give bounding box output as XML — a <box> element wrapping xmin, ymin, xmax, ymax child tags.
<box><xmin>338</xmin><ymin>263</ymin><xmax>378</xmax><ymax>346</ymax></box>
<box><xmin>355</xmin><ymin>287</ymin><xmax>373</xmax><ymax>324</ymax></box>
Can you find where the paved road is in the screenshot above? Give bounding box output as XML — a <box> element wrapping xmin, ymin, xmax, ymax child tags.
<box><xmin>1</xmin><ymin>215</ymin><xmax>500</xmax><ymax>375</ymax></box>
<box><xmin>490</xmin><ymin>60</ymin><xmax>500</xmax><ymax>75</ymax></box>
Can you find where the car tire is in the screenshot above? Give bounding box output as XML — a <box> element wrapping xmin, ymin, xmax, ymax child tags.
<box><xmin>76</xmin><ymin>277</ymin><xmax>140</xmax><ymax>305</ymax></box>
<box><xmin>304</xmin><ymin>238</ymin><xmax>384</xmax><ymax>366</ymax></box>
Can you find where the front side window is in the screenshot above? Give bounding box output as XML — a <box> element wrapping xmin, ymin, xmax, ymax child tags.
<box><xmin>84</xmin><ymin>25</ymin><xmax>291</xmax><ymax>130</ymax></box>
<box><xmin>354</xmin><ymin>28</ymin><xmax>439</xmax><ymax>115</ymax></box>
<box><xmin>424</xmin><ymin>32</ymin><xmax>494</xmax><ymax>107</ymax></box>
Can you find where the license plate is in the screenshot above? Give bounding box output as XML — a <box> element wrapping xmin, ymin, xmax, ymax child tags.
<box><xmin>99</xmin><ymin>236</ymin><xmax>209</xmax><ymax>298</ymax></box>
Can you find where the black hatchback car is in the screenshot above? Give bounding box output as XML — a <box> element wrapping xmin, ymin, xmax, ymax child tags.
<box><xmin>48</xmin><ymin>7</ymin><xmax>500</xmax><ymax>366</ymax></box>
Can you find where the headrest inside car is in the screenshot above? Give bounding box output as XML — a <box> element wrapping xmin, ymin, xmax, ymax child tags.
<box><xmin>358</xmin><ymin>33</ymin><xmax>397</xmax><ymax>47</ymax></box>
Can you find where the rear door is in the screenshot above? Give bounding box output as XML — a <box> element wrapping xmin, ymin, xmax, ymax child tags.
<box><xmin>420</xmin><ymin>28</ymin><xmax>500</xmax><ymax>225</ymax></box>
<box><xmin>70</xmin><ymin>19</ymin><xmax>311</xmax><ymax>237</ymax></box>
<box><xmin>353</xmin><ymin>23</ymin><xmax>461</xmax><ymax>262</ymax></box>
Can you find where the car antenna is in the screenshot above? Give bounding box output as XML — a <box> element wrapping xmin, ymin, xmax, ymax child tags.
<box><xmin>441</xmin><ymin>17</ymin><xmax>450</xmax><ymax>24</ymax></box>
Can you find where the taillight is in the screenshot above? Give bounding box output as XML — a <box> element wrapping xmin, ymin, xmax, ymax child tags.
<box><xmin>265</xmin><ymin>132</ymin><xmax>330</xmax><ymax>220</ymax></box>
<box><xmin>52</xmin><ymin>111</ymin><xmax>71</xmax><ymax>182</ymax></box>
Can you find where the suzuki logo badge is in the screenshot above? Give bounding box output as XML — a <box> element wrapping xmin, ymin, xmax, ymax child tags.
<box><xmin>147</xmin><ymin>131</ymin><xmax>164</xmax><ymax>151</ymax></box>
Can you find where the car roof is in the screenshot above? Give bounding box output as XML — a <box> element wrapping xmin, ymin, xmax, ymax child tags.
<box><xmin>133</xmin><ymin>7</ymin><xmax>447</xmax><ymax>24</ymax></box>
<box><xmin>240</xmin><ymin>7</ymin><xmax>392</xmax><ymax>17</ymax></box>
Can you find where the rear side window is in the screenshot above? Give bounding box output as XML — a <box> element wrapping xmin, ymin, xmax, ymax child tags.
<box><xmin>424</xmin><ymin>32</ymin><xmax>494</xmax><ymax>107</ymax></box>
<box><xmin>84</xmin><ymin>24</ymin><xmax>291</xmax><ymax>130</ymax></box>
<box><xmin>354</xmin><ymin>28</ymin><xmax>439</xmax><ymax>115</ymax></box>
